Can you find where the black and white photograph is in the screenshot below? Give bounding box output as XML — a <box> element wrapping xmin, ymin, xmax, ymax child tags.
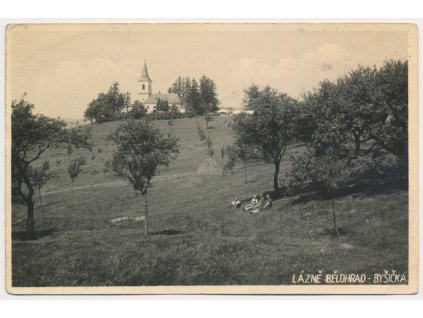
<box><xmin>5</xmin><ymin>23</ymin><xmax>418</xmax><ymax>294</ymax></box>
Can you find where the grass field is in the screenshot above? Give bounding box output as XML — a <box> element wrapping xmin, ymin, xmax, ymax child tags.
<box><xmin>11</xmin><ymin>116</ymin><xmax>409</xmax><ymax>286</ymax></box>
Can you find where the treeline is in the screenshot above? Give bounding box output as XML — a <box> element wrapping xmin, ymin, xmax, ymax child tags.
<box><xmin>168</xmin><ymin>75</ymin><xmax>219</xmax><ymax>115</ymax></box>
<box><xmin>84</xmin><ymin>74</ymin><xmax>220</xmax><ymax>123</ymax></box>
<box><xmin>229</xmin><ymin>59</ymin><xmax>408</xmax><ymax>195</ymax></box>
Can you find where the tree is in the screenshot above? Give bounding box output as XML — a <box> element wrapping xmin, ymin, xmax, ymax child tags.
<box><xmin>170</xmin><ymin>75</ymin><xmax>220</xmax><ymax>116</ymax></box>
<box><xmin>204</xmin><ymin>113</ymin><xmax>214</xmax><ymax>129</ymax></box>
<box><xmin>130</xmin><ymin>100</ymin><xmax>147</xmax><ymax>119</ymax></box>
<box><xmin>31</xmin><ymin>160</ymin><xmax>53</xmax><ymax>206</ymax></box>
<box><xmin>335</xmin><ymin>66</ymin><xmax>382</xmax><ymax>156</ymax></box>
<box><xmin>84</xmin><ymin>82</ymin><xmax>129</xmax><ymax>123</ymax></box>
<box><xmin>110</xmin><ymin>119</ymin><xmax>179</xmax><ymax>236</ymax></box>
<box><xmin>103</xmin><ymin>159</ymin><xmax>111</xmax><ymax>180</ymax></box>
<box><xmin>67</xmin><ymin>144</ymin><xmax>73</xmax><ymax>162</ymax></box>
<box><xmin>12</xmin><ymin>99</ymin><xmax>91</xmax><ymax>234</ymax></box>
<box><xmin>222</xmin><ymin>145</ymin><xmax>238</xmax><ymax>175</ymax></box>
<box><xmin>186</xmin><ymin>78</ymin><xmax>202</xmax><ymax>116</ymax></box>
<box><xmin>222</xmin><ymin>144</ymin><xmax>254</xmax><ymax>182</ymax></box>
<box><xmin>289</xmin><ymin>148</ymin><xmax>351</xmax><ymax>237</ymax></box>
<box><xmin>156</xmin><ymin>98</ymin><xmax>170</xmax><ymax>112</ymax></box>
<box><xmin>90</xmin><ymin>153</ymin><xmax>96</xmax><ymax>189</ymax></box>
<box><xmin>196</xmin><ymin>123</ymin><xmax>206</xmax><ymax>144</ymax></box>
<box><xmin>233</xmin><ymin>85</ymin><xmax>298</xmax><ymax>192</ymax></box>
<box><xmin>167</xmin><ymin>117</ymin><xmax>174</xmax><ymax>132</ymax></box>
<box><xmin>199</xmin><ymin>75</ymin><xmax>220</xmax><ymax>113</ymax></box>
<box><xmin>68</xmin><ymin>156</ymin><xmax>86</xmax><ymax>194</ymax></box>
<box><xmin>370</xmin><ymin>60</ymin><xmax>408</xmax><ymax>160</ymax></box>
<box><xmin>205</xmin><ymin>136</ymin><xmax>214</xmax><ymax>157</ymax></box>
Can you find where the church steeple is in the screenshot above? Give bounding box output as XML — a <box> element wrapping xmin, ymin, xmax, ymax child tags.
<box><xmin>139</xmin><ymin>60</ymin><xmax>152</xmax><ymax>101</ymax></box>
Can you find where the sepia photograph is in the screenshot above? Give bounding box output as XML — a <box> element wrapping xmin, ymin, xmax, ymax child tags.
<box><xmin>5</xmin><ymin>23</ymin><xmax>418</xmax><ymax>294</ymax></box>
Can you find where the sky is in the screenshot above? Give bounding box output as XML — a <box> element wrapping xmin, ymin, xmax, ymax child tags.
<box><xmin>6</xmin><ymin>24</ymin><xmax>409</xmax><ymax>119</ymax></box>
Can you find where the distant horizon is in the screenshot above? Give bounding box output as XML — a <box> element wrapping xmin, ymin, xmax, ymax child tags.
<box><xmin>7</xmin><ymin>24</ymin><xmax>408</xmax><ymax>118</ymax></box>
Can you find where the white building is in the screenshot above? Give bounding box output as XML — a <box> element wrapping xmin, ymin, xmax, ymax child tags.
<box><xmin>138</xmin><ymin>61</ymin><xmax>184</xmax><ymax>113</ymax></box>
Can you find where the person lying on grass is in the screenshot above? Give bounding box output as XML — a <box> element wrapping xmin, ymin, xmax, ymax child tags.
<box><xmin>243</xmin><ymin>194</ymin><xmax>259</xmax><ymax>211</ymax></box>
<box><xmin>251</xmin><ymin>194</ymin><xmax>272</xmax><ymax>214</ymax></box>
<box><xmin>263</xmin><ymin>194</ymin><xmax>272</xmax><ymax>209</ymax></box>
<box><xmin>231</xmin><ymin>197</ymin><xmax>241</xmax><ymax>209</ymax></box>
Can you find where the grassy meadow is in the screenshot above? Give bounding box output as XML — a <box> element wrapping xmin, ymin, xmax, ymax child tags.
<box><xmin>11</xmin><ymin>116</ymin><xmax>408</xmax><ymax>286</ymax></box>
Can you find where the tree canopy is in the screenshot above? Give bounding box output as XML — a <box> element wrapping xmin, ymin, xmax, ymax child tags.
<box><xmin>169</xmin><ymin>75</ymin><xmax>220</xmax><ymax>115</ymax></box>
<box><xmin>233</xmin><ymin>85</ymin><xmax>298</xmax><ymax>191</ymax></box>
<box><xmin>110</xmin><ymin>119</ymin><xmax>179</xmax><ymax>235</ymax></box>
<box><xmin>84</xmin><ymin>82</ymin><xmax>130</xmax><ymax>123</ymax></box>
<box><xmin>12</xmin><ymin>99</ymin><xmax>92</xmax><ymax>234</ymax></box>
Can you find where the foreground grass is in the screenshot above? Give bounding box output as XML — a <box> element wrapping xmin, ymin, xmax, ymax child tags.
<box><xmin>11</xmin><ymin>116</ymin><xmax>408</xmax><ymax>286</ymax></box>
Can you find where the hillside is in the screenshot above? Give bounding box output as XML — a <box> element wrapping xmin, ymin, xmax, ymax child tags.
<box><xmin>11</xmin><ymin>116</ymin><xmax>408</xmax><ymax>286</ymax></box>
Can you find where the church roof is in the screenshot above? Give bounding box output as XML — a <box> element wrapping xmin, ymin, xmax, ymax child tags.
<box><xmin>144</xmin><ymin>93</ymin><xmax>182</xmax><ymax>105</ymax></box>
<box><xmin>138</xmin><ymin>61</ymin><xmax>152</xmax><ymax>82</ymax></box>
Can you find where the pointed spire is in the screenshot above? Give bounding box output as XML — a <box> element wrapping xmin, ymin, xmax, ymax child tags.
<box><xmin>139</xmin><ymin>60</ymin><xmax>152</xmax><ymax>82</ymax></box>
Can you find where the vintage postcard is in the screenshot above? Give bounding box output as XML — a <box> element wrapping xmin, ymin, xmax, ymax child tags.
<box><xmin>5</xmin><ymin>23</ymin><xmax>418</xmax><ymax>294</ymax></box>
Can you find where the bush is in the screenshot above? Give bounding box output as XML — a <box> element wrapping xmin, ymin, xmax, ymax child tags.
<box><xmin>146</xmin><ymin>111</ymin><xmax>185</xmax><ymax>121</ymax></box>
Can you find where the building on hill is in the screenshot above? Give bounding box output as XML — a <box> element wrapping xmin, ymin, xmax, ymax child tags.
<box><xmin>138</xmin><ymin>61</ymin><xmax>184</xmax><ymax>113</ymax></box>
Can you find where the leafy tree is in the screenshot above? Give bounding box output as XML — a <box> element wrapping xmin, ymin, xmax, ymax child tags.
<box><xmin>205</xmin><ymin>113</ymin><xmax>214</xmax><ymax>129</ymax></box>
<box><xmin>302</xmin><ymin>61</ymin><xmax>407</xmax><ymax>160</ymax></box>
<box><xmin>186</xmin><ymin>79</ymin><xmax>202</xmax><ymax>116</ymax></box>
<box><xmin>335</xmin><ymin>66</ymin><xmax>383</xmax><ymax>156</ymax></box>
<box><xmin>156</xmin><ymin>98</ymin><xmax>170</xmax><ymax>112</ymax></box>
<box><xmin>170</xmin><ymin>75</ymin><xmax>220</xmax><ymax>116</ymax></box>
<box><xmin>205</xmin><ymin>136</ymin><xmax>214</xmax><ymax>157</ymax></box>
<box><xmin>199</xmin><ymin>75</ymin><xmax>220</xmax><ymax>113</ymax></box>
<box><xmin>67</xmin><ymin>144</ymin><xmax>73</xmax><ymax>162</ymax></box>
<box><xmin>103</xmin><ymin>159</ymin><xmax>111</xmax><ymax>180</ymax></box>
<box><xmin>110</xmin><ymin>119</ymin><xmax>179</xmax><ymax>236</ymax></box>
<box><xmin>222</xmin><ymin>145</ymin><xmax>238</xmax><ymax>175</ymax></box>
<box><xmin>197</xmin><ymin>123</ymin><xmax>206</xmax><ymax>144</ymax></box>
<box><xmin>68</xmin><ymin>156</ymin><xmax>86</xmax><ymax>194</ymax></box>
<box><xmin>167</xmin><ymin>118</ymin><xmax>174</xmax><ymax>132</ymax></box>
<box><xmin>130</xmin><ymin>100</ymin><xmax>147</xmax><ymax>119</ymax></box>
<box><xmin>289</xmin><ymin>148</ymin><xmax>352</xmax><ymax>237</ymax></box>
<box><xmin>90</xmin><ymin>153</ymin><xmax>96</xmax><ymax>189</ymax></box>
<box><xmin>222</xmin><ymin>144</ymin><xmax>254</xmax><ymax>181</ymax></box>
<box><xmin>97</xmin><ymin>148</ymin><xmax>102</xmax><ymax>160</ymax></box>
<box><xmin>84</xmin><ymin>82</ymin><xmax>129</xmax><ymax>123</ymax></box>
<box><xmin>31</xmin><ymin>160</ymin><xmax>53</xmax><ymax>206</ymax></box>
<box><xmin>233</xmin><ymin>85</ymin><xmax>298</xmax><ymax>192</ymax></box>
<box><xmin>370</xmin><ymin>60</ymin><xmax>408</xmax><ymax>160</ymax></box>
<box><xmin>12</xmin><ymin>99</ymin><xmax>91</xmax><ymax>234</ymax></box>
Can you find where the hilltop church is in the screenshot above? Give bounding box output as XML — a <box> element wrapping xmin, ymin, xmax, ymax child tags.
<box><xmin>138</xmin><ymin>61</ymin><xmax>184</xmax><ymax>113</ymax></box>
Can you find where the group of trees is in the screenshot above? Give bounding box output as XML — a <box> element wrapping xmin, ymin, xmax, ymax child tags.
<box><xmin>12</xmin><ymin>97</ymin><xmax>180</xmax><ymax>237</ymax></box>
<box><xmin>169</xmin><ymin>75</ymin><xmax>220</xmax><ymax>115</ymax></box>
<box><xmin>229</xmin><ymin>60</ymin><xmax>408</xmax><ymax>235</ymax></box>
<box><xmin>84</xmin><ymin>76</ymin><xmax>221</xmax><ymax>123</ymax></box>
<box><xmin>84</xmin><ymin>82</ymin><xmax>131</xmax><ymax>123</ymax></box>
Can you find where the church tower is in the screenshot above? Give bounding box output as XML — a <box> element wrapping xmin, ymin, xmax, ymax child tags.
<box><xmin>138</xmin><ymin>60</ymin><xmax>152</xmax><ymax>102</ymax></box>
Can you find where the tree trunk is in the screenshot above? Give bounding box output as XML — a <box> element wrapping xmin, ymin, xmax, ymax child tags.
<box><xmin>244</xmin><ymin>160</ymin><xmax>247</xmax><ymax>182</ymax></box>
<box><xmin>331</xmin><ymin>199</ymin><xmax>340</xmax><ymax>237</ymax></box>
<box><xmin>91</xmin><ymin>159</ymin><xmax>94</xmax><ymax>189</ymax></box>
<box><xmin>143</xmin><ymin>194</ymin><xmax>149</xmax><ymax>236</ymax></box>
<box><xmin>354</xmin><ymin>135</ymin><xmax>361</xmax><ymax>156</ymax></box>
<box><xmin>273</xmin><ymin>161</ymin><xmax>280</xmax><ymax>192</ymax></box>
<box><xmin>26</xmin><ymin>199</ymin><xmax>34</xmax><ymax>234</ymax></box>
<box><xmin>38</xmin><ymin>188</ymin><xmax>43</xmax><ymax>206</ymax></box>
